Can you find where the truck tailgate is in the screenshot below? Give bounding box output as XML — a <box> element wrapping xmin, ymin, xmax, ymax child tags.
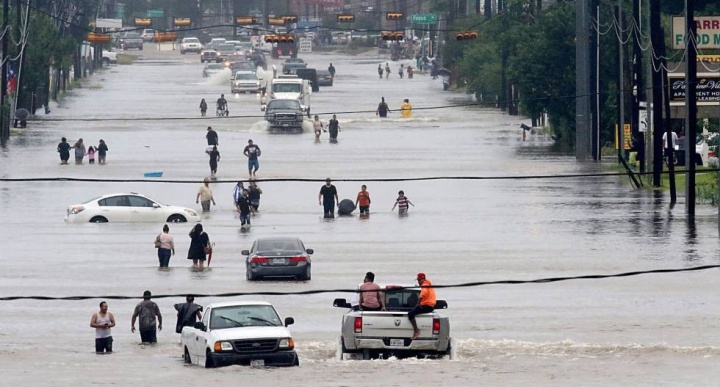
<box><xmin>356</xmin><ymin>311</ymin><xmax>435</xmax><ymax>338</ymax></box>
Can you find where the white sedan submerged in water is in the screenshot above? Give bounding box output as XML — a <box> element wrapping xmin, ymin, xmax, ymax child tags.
<box><xmin>65</xmin><ymin>193</ymin><xmax>200</xmax><ymax>223</ymax></box>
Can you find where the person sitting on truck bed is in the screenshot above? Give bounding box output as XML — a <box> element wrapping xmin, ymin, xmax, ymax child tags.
<box><xmin>408</xmin><ymin>272</ymin><xmax>436</xmax><ymax>339</ymax></box>
<box><xmin>358</xmin><ymin>272</ymin><xmax>386</xmax><ymax>311</ymax></box>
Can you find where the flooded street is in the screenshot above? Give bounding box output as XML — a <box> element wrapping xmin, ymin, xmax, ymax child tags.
<box><xmin>1</xmin><ymin>46</ymin><xmax>719</xmax><ymax>385</ymax></box>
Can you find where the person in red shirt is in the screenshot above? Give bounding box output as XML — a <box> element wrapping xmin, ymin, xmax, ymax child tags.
<box><xmin>408</xmin><ymin>272</ymin><xmax>436</xmax><ymax>339</ymax></box>
<box><xmin>358</xmin><ymin>272</ymin><xmax>385</xmax><ymax>311</ymax></box>
<box><xmin>355</xmin><ymin>185</ymin><xmax>371</xmax><ymax>215</ymax></box>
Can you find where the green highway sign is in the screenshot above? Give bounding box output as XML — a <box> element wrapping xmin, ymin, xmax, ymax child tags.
<box><xmin>411</xmin><ymin>14</ymin><xmax>437</xmax><ymax>24</ymax></box>
<box><xmin>147</xmin><ymin>9</ymin><xmax>164</xmax><ymax>18</ymax></box>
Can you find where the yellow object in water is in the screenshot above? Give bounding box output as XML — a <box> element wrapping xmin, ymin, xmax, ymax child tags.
<box><xmin>401</xmin><ymin>102</ymin><xmax>412</xmax><ymax>118</ymax></box>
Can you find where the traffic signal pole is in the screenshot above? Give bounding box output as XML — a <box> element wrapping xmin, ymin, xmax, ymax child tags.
<box><xmin>685</xmin><ymin>0</ymin><xmax>697</xmax><ymax>218</ymax></box>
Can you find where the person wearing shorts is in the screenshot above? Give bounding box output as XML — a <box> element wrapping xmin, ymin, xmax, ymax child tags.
<box><xmin>90</xmin><ymin>301</ymin><xmax>115</xmax><ymax>353</ymax></box>
<box><xmin>243</xmin><ymin>139</ymin><xmax>261</xmax><ymax>178</ymax></box>
<box><xmin>196</xmin><ymin>178</ymin><xmax>215</xmax><ymax>212</ymax></box>
<box><xmin>355</xmin><ymin>185</ymin><xmax>371</xmax><ymax>215</ymax></box>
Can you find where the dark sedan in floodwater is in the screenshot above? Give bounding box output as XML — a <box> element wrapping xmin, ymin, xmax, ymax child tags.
<box><xmin>243</xmin><ymin>237</ymin><xmax>313</xmax><ymax>281</ymax></box>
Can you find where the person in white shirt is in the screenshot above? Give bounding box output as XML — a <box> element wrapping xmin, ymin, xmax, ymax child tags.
<box><xmin>90</xmin><ymin>301</ymin><xmax>116</xmax><ymax>354</ymax></box>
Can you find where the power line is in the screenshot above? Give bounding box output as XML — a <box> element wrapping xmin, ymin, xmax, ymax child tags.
<box><xmin>1</xmin><ymin>264</ymin><xmax>717</xmax><ymax>301</ymax></box>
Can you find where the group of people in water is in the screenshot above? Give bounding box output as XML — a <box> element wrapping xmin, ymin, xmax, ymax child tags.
<box><xmin>378</xmin><ymin>62</ymin><xmax>414</xmax><ymax>79</ymax></box>
<box><xmin>56</xmin><ymin>137</ymin><xmax>108</xmax><ymax>165</ymax></box>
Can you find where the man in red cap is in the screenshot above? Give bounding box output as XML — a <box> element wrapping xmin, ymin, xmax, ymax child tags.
<box><xmin>408</xmin><ymin>272</ymin><xmax>436</xmax><ymax>339</ymax></box>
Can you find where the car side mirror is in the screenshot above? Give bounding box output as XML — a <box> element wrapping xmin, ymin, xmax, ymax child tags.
<box><xmin>284</xmin><ymin>317</ymin><xmax>294</xmax><ymax>327</ymax></box>
<box><xmin>194</xmin><ymin>322</ymin><xmax>206</xmax><ymax>331</ymax></box>
<box><xmin>241</xmin><ymin>250</ymin><xmax>250</xmax><ymax>255</ymax></box>
<box><xmin>305</xmin><ymin>248</ymin><xmax>314</xmax><ymax>255</ymax></box>
<box><xmin>333</xmin><ymin>298</ymin><xmax>351</xmax><ymax>308</ymax></box>
<box><xmin>435</xmin><ymin>300</ymin><xmax>448</xmax><ymax>309</ymax></box>
<box><xmin>153</xmin><ymin>203</ymin><xmax>160</xmax><ymax>208</ymax></box>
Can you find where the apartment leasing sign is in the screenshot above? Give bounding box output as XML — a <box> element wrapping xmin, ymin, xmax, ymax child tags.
<box><xmin>673</xmin><ymin>16</ymin><xmax>720</xmax><ymax>49</ymax></box>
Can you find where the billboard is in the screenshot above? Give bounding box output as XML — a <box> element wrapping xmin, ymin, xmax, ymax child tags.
<box><xmin>673</xmin><ymin>16</ymin><xmax>720</xmax><ymax>49</ymax></box>
<box><xmin>668</xmin><ymin>74</ymin><xmax>720</xmax><ymax>102</ymax></box>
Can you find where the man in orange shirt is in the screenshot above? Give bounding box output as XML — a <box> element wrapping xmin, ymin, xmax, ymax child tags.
<box><xmin>408</xmin><ymin>272</ymin><xmax>436</xmax><ymax>339</ymax></box>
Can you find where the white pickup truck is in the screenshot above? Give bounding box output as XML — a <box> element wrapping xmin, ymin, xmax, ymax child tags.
<box><xmin>181</xmin><ymin>301</ymin><xmax>299</xmax><ymax>368</ymax></box>
<box><xmin>333</xmin><ymin>285</ymin><xmax>452</xmax><ymax>360</ymax></box>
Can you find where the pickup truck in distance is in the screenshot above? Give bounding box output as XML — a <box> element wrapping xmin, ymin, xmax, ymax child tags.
<box><xmin>264</xmin><ymin>99</ymin><xmax>304</xmax><ymax>131</ymax></box>
<box><xmin>334</xmin><ymin>285</ymin><xmax>452</xmax><ymax>360</ymax></box>
<box><xmin>181</xmin><ymin>301</ymin><xmax>299</xmax><ymax>368</ymax></box>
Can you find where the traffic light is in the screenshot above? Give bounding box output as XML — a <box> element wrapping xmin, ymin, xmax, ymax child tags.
<box><xmin>455</xmin><ymin>31</ymin><xmax>478</xmax><ymax>41</ymax></box>
<box><xmin>268</xmin><ymin>17</ymin><xmax>285</xmax><ymax>26</ymax></box>
<box><xmin>235</xmin><ymin>16</ymin><xmax>257</xmax><ymax>25</ymax></box>
<box><xmin>173</xmin><ymin>18</ymin><xmax>191</xmax><ymax>27</ymax></box>
<box><xmin>86</xmin><ymin>33</ymin><xmax>111</xmax><ymax>44</ymax></box>
<box><xmin>386</xmin><ymin>12</ymin><xmax>404</xmax><ymax>21</ymax></box>
<box><xmin>337</xmin><ymin>14</ymin><xmax>355</xmax><ymax>23</ymax></box>
<box><xmin>154</xmin><ymin>32</ymin><xmax>177</xmax><ymax>42</ymax></box>
<box><xmin>381</xmin><ymin>31</ymin><xmax>404</xmax><ymax>41</ymax></box>
<box><xmin>264</xmin><ymin>34</ymin><xmax>295</xmax><ymax>43</ymax></box>
<box><xmin>281</xmin><ymin>15</ymin><xmax>298</xmax><ymax>24</ymax></box>
<box><xmin>134</xmin><ymin>18</ymin><xmax>152</xmax><ymax>27</ymax></box>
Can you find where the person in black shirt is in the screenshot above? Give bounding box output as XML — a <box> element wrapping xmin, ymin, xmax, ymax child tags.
<box><xmin>243</xmin><ymin>139</ymin><xmax>261</xmax><ymax>178</ymax></box>
<box><xmin>236</xmin><ymin>189</ymin><xmax>252</xmax><ymax>228</ymax></box>
<box><xmin>206</xmin><ymin>126</ymin><xmax>218</xmax><ymax>146</ymax></box>
<box><xmin>376</xmin><ymin>97</ymin><xmax>390</xmax><ymax>118</ymax></box>
<box><xmin>57</xmin><ymin>137</ymin><xmax>71</xmax><ymax>164</ymax></box>
<box><xmin>328</xmin><ymin>115</ymin><xmax>340</xmax><ymax>140</ymax></box>
<box><xmin>206</xmin><ymin>145</ymin><xmax>220</xmax><ymax>177</ymax></box>
<box><xmin>216</xmin><ymin>94</ymin><xmax>228</xmax><ymax>116</ymax></box>
<box><xmin>328</xmin><ymin>63</ymin><xmax>336</xmax><ymax>77</ymax></box>
<box><xmin>318</xmin><ymin>178</ymin><xmax>339</xmax><ymax>218</ymax></box>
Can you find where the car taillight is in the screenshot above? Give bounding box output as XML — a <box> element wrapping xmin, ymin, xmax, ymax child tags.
<box><xmin>354</xmin><ymin>317</ymin><xmax>362</xmax><ymax>333</ymax></box>
<box><xmin>432</xmin><ymin>319</ymin><xmax>440</xmax><ymax>335</ymax></box>
<box><xmin>250</xmin><ymin>257</ymin><xmax>268</xmax><ymax>263</ymax></box>
<box><xmin>290</xmin><ymin>256</ymin><xmax>307</xmax><ymax>262</ymax></box>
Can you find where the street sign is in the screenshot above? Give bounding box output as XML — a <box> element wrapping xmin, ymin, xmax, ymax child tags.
<box><xmin>411</xmin><ymin>14</ymin><xmax>437</xmax><ymax>24</ymax></box>
<box><xmin>299</xmin><ymin>38</ymin><xmax>312</xmax><ymax>53</ymax></box>
<box><xmin>147</xmin><ymin>9</ymin><xmax>164</xmax><ymax>18</ymax></box>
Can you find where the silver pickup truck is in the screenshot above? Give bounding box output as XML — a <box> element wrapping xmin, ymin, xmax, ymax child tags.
<box><xmin>333</xmin><ymin>286</ymin><xmax>452</xmax><ymax>360</ymax></box>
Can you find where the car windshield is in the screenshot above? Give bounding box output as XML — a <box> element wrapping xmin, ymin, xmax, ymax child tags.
<box><xmin>256</xmin><ymin>239</ymin><xmax>302</xmax><ymax>253</ymax></box>
<box><xmin>125</xmin><ymin>32</ymin><xmax>140</xmax><ymax>38</ymax></box>
<box><xmin>235</xmin><ymin>73</ymin><xmax>256</xmax><ymax>80</ymax></box>
<box><xmin>268</xmin><ymin>100</ymin><xmax>301</xmax><ymax>110</ymax></box>
<box><xmin>217</xmin><ymin>44</ymin><xmax>235</xmax><ymax>52</ymax></box>
<box><xmin>184</xmin><ymin>38</ymin><xmax>199</xmax><ymax>43</ymax></box>
<box><xmin>210</xmin><ymin>305</ymin><xmax>282</xmax><ymax>330</ymax></box>
<box><xmin>273</xmin><ymin>84</ymin><xmax>302</xmax><ymax>93</ymax></box>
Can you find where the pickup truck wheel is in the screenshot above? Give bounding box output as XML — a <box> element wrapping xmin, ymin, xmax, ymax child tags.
<box><xmin>293</xmin><ymin>356</ymin><xmax>299</xmax><ymax>366</ymax></box>
<box><xmin>204</xmin><ymin>351</ymin><xmax>215</xmax><ymax>368</ymax></box>
<box><xmin>184</xmin><ymin>348</ymin><xmax>191</xmax><ymax>364</ymax></box>
<box><xmin>444</xmin><ymin>338</ymin><xmax>455</xmax><ymax>360</ymax></box>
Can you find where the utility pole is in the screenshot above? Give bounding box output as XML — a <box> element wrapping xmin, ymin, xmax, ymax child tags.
<box><xmin>617</xmin><ymin>4</ymin><xmax>625</xmax><ymax>162</ymax></box>
<box><xmin>685</xmin><ymin>0</ymin><xmax>697</xmax><ymax>218</ymax></box>
<box><xmin>632</xmin><ymin>0</ymin><xmax>644</xmax><ymax>172</ymax></box>
<box><xmin>575</xmin><ymin>0</ymin><xmax>592</xmax><ymax>160</ymax></box>
<box><xmin>1</xmin><ymin>0</ymin><xmax>9</xmax><ymax>141</ymax></box>
<box><xmin>649</xmin><ymin>0</ymin><xmax>664</xmax><ymax>186</ymax></box>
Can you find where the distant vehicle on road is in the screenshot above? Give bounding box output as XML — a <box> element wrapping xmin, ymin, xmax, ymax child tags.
<box><xmin>201</xmin><ymin>49</ymin><xmax>220</xmax><ymax>63</ymax></box>
<box><xmin>243</xmin><ymin>237</ymin><xmax>313</xmax><ymax>280</ymax></box>
<box><xmin>65</xmin><ymin>193</ymin><xmax>200</xmax><ymax>223</ymax></box>
<box><xmin>316</xmin><ymin>69</ymin><xmax>334</xmax><ymax>86</ymax></box>
<box><xmin>203</xmin><ymin>63</ymin><xmax>226</xmax><ymax>78</ymax></box>
<box><xmin>141</xmin><ymin>29</ymin><xmax>156</xmax><ymax>42</ymax></box>
<box><xmin>181</xmin><ymin>301</ymin><xmax>299</xmax><ymax>368</ymax></box>
<box><xmin>180</xmin><ymin>37</ymin><xmax>203</xmax><ymax>54</ymax></box>
<box><xmin>231</xmin><ymin>71</ymin><xmax>260</xmax><ymax>93</ymax></box>
<box><xmin>117</xmin><ymin>32</ymin><xmax>143</xmax><ymax>50</ymax></box>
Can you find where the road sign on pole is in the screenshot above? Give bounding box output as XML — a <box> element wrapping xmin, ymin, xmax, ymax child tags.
<box><xmin>410</xmin><ymin>14</ymin><xmax>437</xmax><ymax>24</ymax></box>
<box><xmin>147</xmin><ymin>9</ymin><xmax>164</xmax><ymax>18</ymax></box>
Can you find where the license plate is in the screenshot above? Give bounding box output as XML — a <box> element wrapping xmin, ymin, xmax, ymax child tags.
<box><xmin>273</xmin><ymin>258</ymin><xmax>286</xmax><ymax>264</ymax></box>
<box><xmin>390</xmin><ymin>339</ymin><xmax>404</xmax><ymax>347</ymax></box>
<box><xmin>250</xmin><ymin>359</ymin><xmax>264</xmax><ymax>367</ymax></box>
